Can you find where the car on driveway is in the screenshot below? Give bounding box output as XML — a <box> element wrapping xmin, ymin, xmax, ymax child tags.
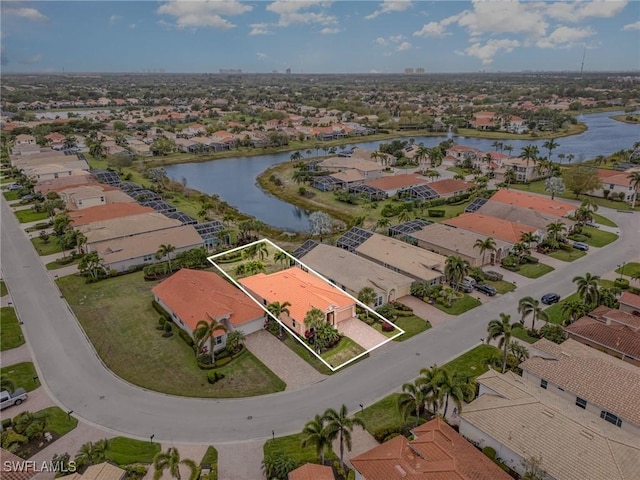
<box><xmin>475</xmin><ymin>284</ymin><xmax>497</xmax><ymax>296</ymax></box>
<box><xmin>541</xmin><ymin>293</ymin><xmax>560</xmax><ymax>305</ymax></box>
<box><xmin>450</xmin><ymin>281</ymin><xmax>474</xmax><ymax>293</ymax></box>
<box><xmin>573</xmin><ymin>241</ymin><xmax>589</xmax><ymax>251</ymax></box>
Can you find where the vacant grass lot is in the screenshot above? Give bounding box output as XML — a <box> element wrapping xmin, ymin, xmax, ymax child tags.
<box><xmin>616</xmin><ymin>262</ymin><xmax>640</xmax><ymax>278</ymax></box>
<box><xmin>1</xmin><ymin>307</ymin><xmax>24</xmax><ymax>351</ymax></box>
<box><xmin>264</xmin><ymin>432</ymin><xmax>336</xmax><ymax>465</ymax></box>
<box><xmin>432</xmin><ymin>294</ymin><xmax>481</xmax><ymax>315</ymax></box>
<box><xmin>31</xmin><ymin>237</ymin><xmax>63</xmax><ymax>256</ymax></box>
<box><xmin>0</xmin><ymin>362</ymin><xmax>39</xmax><ymax>391</ymax></box>
<box><xmin>321</xmin><ymin>337</ymin><xmax>366</xmax><ymax>368</ymax></box>
<box><xmin>57</xmin><ymin>272</ymin><xmax>284</xmax><ymax>397</ymax></box>
<box><xmin>583</xmin><ymin>226</ymin><xmax>618</xmax><ymax>247</ymax></box>
<box><xmin>105</xmin><ymin>437</ymin><xmax>161</xmax><ymax>465</ymax></box>
<box><xmin>0</xmin><ymin>280</ymin><xmax>8</xmax><ymax>297</ymax></box>
<box><xmin>516</xmin><ymin>263</ymin><xmax>555</xmax><ymax>279</ymax></box>
<box><xmin>14</xmin><ymin>209</ymin><xmax>49</xmax><ymax>223</ymax></box>
<box><xmin>547</xmin><ymin>249</ymin><xmax>587</xmax><ymax>262</ymax></box>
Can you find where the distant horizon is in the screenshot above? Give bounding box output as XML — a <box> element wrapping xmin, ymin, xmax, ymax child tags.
<box><xmin>1</xmin><ymin>1</ymin><xmax>638</xmax><ymax>74</ymax></box>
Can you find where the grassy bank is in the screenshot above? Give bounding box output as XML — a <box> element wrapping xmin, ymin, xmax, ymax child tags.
<box><xmin>1</xmin><ymin>307</ymin><xmax>24</xmax><ymax>351</ymax></box>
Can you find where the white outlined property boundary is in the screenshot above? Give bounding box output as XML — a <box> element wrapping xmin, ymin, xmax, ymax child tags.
<box><xmin>208</xmin><ymin>238</ymin><xmax>405</xmax><ymax>371</ymax></box>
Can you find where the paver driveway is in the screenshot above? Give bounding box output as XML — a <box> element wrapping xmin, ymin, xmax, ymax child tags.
<box><xmin>338</xmin><ymin>316</ymin><xmax>390</xmax><ymax>351</ymax></box>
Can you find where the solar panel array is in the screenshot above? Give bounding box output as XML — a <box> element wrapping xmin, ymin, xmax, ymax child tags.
<box><xmin>336</xmin><ymin>227</ymin><xmax>374</xmax><ymax>252</ymax></box>
<box><xmin>389</xmin><ymin>219</ymin><xmax>431</xmax><ymax>237</ymax></box>
<box><xmin>194</xmin><ymin>221</ymin><xmax>224</xmax><ymax>239</ymax></box>
<box><xmin>130</xmin><ymin>190</ymin><xmax>161</xmax><ymax>202</ymax></box>
<box><xmin>165</xmin><ymin>211</ymin><xmax>197</xmax><ymax>225</ymax></box>
<box><xmin>140</xmin><ymin>200</ymin><xmax>176</xmax><ymax>214</ymax></box>
<box><xmin>91</xmin><ymin>169</ymin><xmax>122</xmax><ymax>186</ymax></box>
<box><xmin>348</xmin><ymin>184</ymin><xmax>387</xmax><ymax>200</ymax></box>
<box><xmin>465</xmin><ymin>197</ymin><xmax>488</xmax><ymax>213</ymax></box>
<box><xmin>293</xmin><ymin>240</ymin><xmax>320</xmax><ymax>259</ymax></box>
<box><xmin>401</xmin><ymin>184</ymin><xmax>439</xmax><ymax>200</ymax></box>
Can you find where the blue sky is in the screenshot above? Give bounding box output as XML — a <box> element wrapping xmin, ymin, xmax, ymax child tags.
<box><xmin>1</xmin><ymin>1</ymin><xmax>638</xmax><ymax>73</ymax></box>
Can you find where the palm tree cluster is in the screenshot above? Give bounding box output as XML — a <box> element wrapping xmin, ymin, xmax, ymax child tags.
<box><xmin>486</xmin><ymin>313</ymin><xmax>523</xmax><ymax>373</ymax></box>
<box><xmin>153</xmin><ymin>447</ymin><xmax>199</xmax><ymax>480</ymax></box>
<box><xmin>444</xmin><ymin>255</ymin><xmax>471</xmax><ymax>291</ymax></box>
<box><xmin>75</xmin><ymin>439</ymin><xmax>110</xmax><ymax>469</ymax></box>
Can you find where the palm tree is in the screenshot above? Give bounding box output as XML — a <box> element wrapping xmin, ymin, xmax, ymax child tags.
<box><xmin>273</xmin><ymin>251</ymin><xmax>289</xmax><ymax>270</ymax></box>
<box><xmin>573</xmin><ymin>272</ymin><xmax>601</xmax><ymax>307</ymax></box>
<box><xmin>631</xmin><ymin>271</ymin><xmax>640</xmax><ymax>287</ymax></box>
<box><xmin>546</xmin><ymin>221</ymin><xmax>567</xmax><ymax>242</ymax></box>
<box><xmin>88</xmin><ymin>140</ymin><xmax>106</xmax><ymax>159</ymax></box>
<box><xmin>324</xmin><ymin>405</ymin><xmax>365</xmax><ymax>468</ymax></box>
<box><xmin>509</xmin><ymin>341</ymin><xmax>530</xmax><ymax>363</ymax></box>
<box><xmin>544</xmin><ymin>176</ymin><xmax>565</xmax><ymax>200</ymax></box>
<box><xmin>437</xmin><ymin>370</ymin><xmax>476</xmax><ymax>418</ymax></box>
<box><xmin>396</xmin><ymin>381</ymin><xmax>426</xmax><ymax>426</ymax></box>
<box><xmin>304</xmin><ymin>307</ymin><xmax>326</xmax><ymax>331</ymax></box>
<box><xmin>75</xmin><ymin>439</ymin><xmax>109</xmax><ymax>467</ymax></box>
<box><xmin>301</xmin><ymin>414</ymin><xmax>332</xmax><ymax>464</ymax></box>
<box><xmin>262</xmin><ymin>452</ymin><xmax>298</xmax><ymax>480</ymax></box>
<box><xmin>290</xmin><ymin>151</ymin><xmax>302</xmax><ymax>162</ymax></box>
<box><xmin>487</xmin><ymin>313</ymin><xmax>521</xmax><ymax>373</ymax></box>
<box><xmin>542</xmin><ymin>138</ymin><xmax>559</xmax><ymax>161</ymax></box>
<box><xmin>78</xmin><ymin>252</ymin><xmax>104</xmax><ymax>280</ymax></box>
<box><xmin>243</xmin><ymin>242</ymin><xmax>268</xmax><ymax>261</ymax></box>
<box><xmin>397</xmin><ymin>209</ymin><xmax>412</xmax><ymax>223</ymax></box>
<box><xmin>504</xmin><ymin>168</ymin><xmax>517</xmax><ymax>186</ymax></box>
<box><xmin>628</xmin><ymin>171</ymin><xmax>640</xmax><ymax>208</ymax></box>
<box><xmin>417</xmin><ymin>364</ymin><xmax>445</xmax><ymax>415</ymax></box>
<box><xmin>520</xmin><ymin>232</ymin><xmax>538</xmax><ymax>248</ymax></box>
<box><xmin>376</xmin><ymin>217</ymin><xmax>390</xmax><ymax>233</ymax></box>
<box><xmin>266</xmin><ymin>301</ymin><xmax>291</xmax><ymax>337</ymax></box>
<box><xmin>153</xmin><ymin>447</ymin><xmax>198</xmax><ymax>480</ymax></box>
<box><xmin>518</xmin><ymin>296</ymin><xmax>549</xmax><ymax>331</ymax></box>
<box><xmin>560</xmin><ymin>299</ymin><xmax>589</xmax><ymax>325</ymax></box>
<box><xmin>473</xmin><ymin>237</ymin><xmax>497</xmax><ymax>266</ymax></box>
<box><xmin>193</xmin><ymin>317</ymin><xmax>227</xmax><ymax>358</ymax></box>
<box><xmin>156</xmin><ymin>244</ymin><xmax>176</xmax><ymax>272</ymax></box>
<box><xmin>444</xmin><ymin>256</ymin><xmax>470</xmax><ymax>291</ymax></box>
<box><xmin>357</xmin><ymin>287</ymin><xmax>377</xmax><ymax>318</ymax></box>
<box><xmin>415</xmin><ymin>145</ymin><xmax>429</xmax><ymax>166</ymax></box>
<box><xmin>520</xmin><ymin>144</ymin><xmax>539</xmax><ymax>168</ymax></box>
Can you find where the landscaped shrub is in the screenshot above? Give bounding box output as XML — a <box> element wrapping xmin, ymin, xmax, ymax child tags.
<box><xmin>207</xmin><ymin>371</ymin><xmax>226</xmax><ymax>384</ymax></box>
<box><xmin>522</xmin><ymin>255</ymin><xmax>539</xmax><ymax>264</ymax></box>
<box><xmin>558</xmin><ymin>242</ymin><xmax>573</xmax><ymax>251</ymax></box>
<box><xmin>614</xmin><ymin>278</ymin><xmax>630</xmax><ymax>290</ymax></box>
<box><xmin>482</xmin><ymin>446</ymin><xmax>497</xmax><ymax>461</ymax></box>
<box><xmin>381</xmin><ymin>322</ymin><xmax>395</xmax><ymax>332</ymax></box>
<box><xmin>483</xmin><ymin>270</ymin><xmax>503</xmax><ymax>281</ymax></box>
<box><xmin>375</xmin><ymin>304</ymin><xmax>395</xmax><ymax>319</ymax></box>
<box><xmin>33</xmin><ymin>222</ymin><xmax>51</xmax><ymax>230</ymax></box>
<box><xmin>373</xmin><ymin>426</ymin><xmax>402</xmax><ymax>443</ymax></box>
<box><xmin>124</xmin><ymin>465</ymin><xmax>148</xmax><ymax>480</ymax></box>
<box><xmin>163</xmin><ymin>322</ymin><xmax>173</xmax><ymax>337</ymax></box>
<box><xmin>151</xmin><ymin>300</ymin><xmax>168</xmax><ymax>317</ymax></box>
<box><xmin>1</xmin><ymin>418</ymin><xmax>12</xmax><ymax>430</ymax></box>
<box><xmin>428</xmin><ymin>209</ymin><xmax>445</xmax><ymax>217</ymax></box>
<box><xmin>177</xmin><ymin>328</ymin><xmax>194</xmax><ymax>347</ymax></box>
<box><xmin>392</xmin><ymin>301</ymin><xmax>413</xmax><ymax>312</ymax></box>
<box><xmin>429</xmin><ymin>198</ymin><xmax>447</xmax><ymax>207</ymax></box>
<box><xmin>568</xmin><ymin>234</ymin><xmax>589</xmax><ymax>242</ymax></box>
<box><xmin>1</xmin><ymin>430</ymin><xmax>28</xmax><ymax>452</ymax></box>
<box><xmin>501</xmin><ymin>256</ymin><xmax>520</xmax><ymax>272</ymax></box>
<box><xmin>214</xmin><ymin>357</ymin><xmax>233</xmax><ymax>368</ymax></box>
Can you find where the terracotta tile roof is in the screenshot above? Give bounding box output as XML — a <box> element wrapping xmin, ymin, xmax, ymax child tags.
<box><xmin>80</xmin><ymin>463</ymin><xmax>125</xmax><ymax>480</ymax></box>
<box><xmin>598</xmin><ymin>170</ymin><xmax>635</xmax><ymax>188</ymax></box>
<box><xmin>363</xmin><ymin>173</ymin><xmax>428</xmax><ymax>192</ymax></box>
<box><xmin>239</xmin><ymin>267</ymin><xmax>354</xmax><ymax>325</ymax></box>
<box><xmin>565</xmin><ymin>316</ymin><xmax>640</xmax><ymax>360</ymax></box>
<box><xmin>351</xmin><ymin>418</ymin><xmax>511</xmax><ymax>480</ymax></box>
<box><xmin>34</xmin><ymin>176</ymin><xmax>101</xmax><ymax>195</ymax></box>
<box><xmin>287</xmin><ymin>463</ymin><xmax>335</xmax><ymax>480</ymax></box>
<box><xmin>0</xmin><ymin>449</ymin><xmax>38</xmax><ymax>480</ymax></box>
<box><xmin>444</xmin><ymin>212</ymin><xmax>537</xmax><ymax>244</ymax></box>
<box><xmin>152</xmin><ymin>269</ymin><xmax>263</xmax><ymax>333</ymax></box>
<box><xmin>478</xmin><ymin>200</ymin><xmax>575</xmax><ymax>232</ymax></box>
<box><xmin>620</xmin><ymin>291</ymin><xmax>640</xmax><ymax>310</ymax></box>
<box><xmin>489</xmin><ymin>190</ymin><xmax>575</xmax><ymax>217</ymax></box>
<box><xmin>69</xmin><ymin>203</ymin><xmax>155</xmax><ymax>226</ymax></box>
<box><xmin>330</xmin><ymin>169</ymin><xmax>364</xmax><ymax>183</ymax></box>
<box><xmin>522</xmin><ymin>338</ymin><xmax>640</xmax><ymax>427</ymax></box>
<box><xmin>410</xmin><ymin>223</ymin><xmax>512</xmax><ymax>256</ymax></box>
<box><xmin>80</xmin><ymin>212</ymin><xmax>181</xmax><ymax>244</ymax></box>
<box><xmin>427</xmin><ymin>179</ymin><xmax>475</xmax><ymax>196</ymax></box>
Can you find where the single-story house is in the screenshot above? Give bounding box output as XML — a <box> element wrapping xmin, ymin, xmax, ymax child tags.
<box><xmin>427</xmin><ymin>178</ymin><xmax>476</xmax><ymax>199</ymax></box>
<box><xmin>444</xmin><ymin>212</ymin><xmax>540</xmax><ymax>244</ymax></box>
<box><xmin>58</xmin><ymin>185</ymin><xmax>134</xmax><ymax>210</ymax></box>
<box><xmin>296</xmin><ymin>242</ymin><xmax>414</xmax><ymax>306</ymax></box>
<box><xmin>24</xmin><ymin>165</ymin><xmax>91</xmax><ymax>182</ymax></box>
<box><xmin>361</xmin><ymin>173</ymin><xmax>429</xmax><ymax>197</ymax></box>
<box><xmin>239</xmin><ymin>267</ymin><xmax>356</xmax><ymax>337</ymax></box>
<box><xmin>152</xmin><ymin>269</ymin><xmax>265</xmax><ymax>354</ymax></box>
<box><xmin>80</xmin><ymin>212</ymin><xmax>182</xmax><ymax>247</ymax></box>
<box><xmin>316</xmin><ymin>157</ymin><xmax>383</xmax><ymax>180</ymax></box>
<box><xmin>477</xmin><ymin>200</ymin><xmax>575</xmax><ymax>236</ymax></box>
<box><xmin>619</xmin><ymin>291</ymin><xmax>640</xmax><ymax>315</ymax></box>
<box><xmin>288</xmin><ymin>464</ymin><xmax>335</xmax><ymax>480</ymax></box>
<box><xmin>59</xmin><ymin>462</ymin><xmax>125</xmax><ymax>480</ymax></box>
<box><xmin>489</xmin><ymin>189</ymin><xmax>575</xmax><ymax>218</ymax></box>
<box><xmin>351</xmin><ymin>417</ymin><xmax>512</xmax><ymax>480</ymax></box>
<box><xmin>34</xmin><ymin>175</ymin><xmax>101</xmax><ymax>195</ymax></box>
<box><xmin>68</xmin><ymin>203</ymin><xmax>155</xmax><ymax>227</ymax></box>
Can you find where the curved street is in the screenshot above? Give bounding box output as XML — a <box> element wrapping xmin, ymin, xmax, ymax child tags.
<box><xmin>1</xmin><ymin>197</ymin><xmax>638</xmax><ymax>443</ymax></box>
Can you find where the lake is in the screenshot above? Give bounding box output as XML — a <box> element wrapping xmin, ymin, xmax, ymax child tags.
<box><xmin>166</xmin><ymin>110</ymin><xmax>639</xmax><ymax>231</ymax></box>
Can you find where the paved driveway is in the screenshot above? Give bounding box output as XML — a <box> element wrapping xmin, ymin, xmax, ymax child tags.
<box><xmin>398</xmin><ymin>295</ymin><xmax>453</xmax><ymax>327</ymax></box>
<box><xmin>337</xmin><ymin>317</ymin><xmax>389</xmax><ymax>351</ymax></box>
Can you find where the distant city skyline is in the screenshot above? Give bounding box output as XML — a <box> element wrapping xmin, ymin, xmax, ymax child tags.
<box><xmin>1</xmin><ymin>1</ymin><xmax>638</xmax><ymax>74</ymax></box>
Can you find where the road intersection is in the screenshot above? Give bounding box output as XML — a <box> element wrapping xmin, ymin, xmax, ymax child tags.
<box><xmin>1</xmin><ymin>197</ymin><xmax>638</xmax><ymax>443</ymax></box>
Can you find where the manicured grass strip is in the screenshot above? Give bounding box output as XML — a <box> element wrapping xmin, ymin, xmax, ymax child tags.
<box><xmin>0</xmin><ymin>362</ymin><xmax>39</xmax><ymax>392</ymax></box>
<box><xmin>0</xmin><ymin>280</ymin><xmax>8</xmax><ymax>297</ymax></box>
<box><xmin>321</xmin><ymin>337</ymin><xmax>366</xmax><ymax>368</ymax></box>
<box><xmin>512</xmin><ymin>328</ymin><xmax>539</xmax><ymax>344</ymax></box>
<box><xmin>373</xmin><ymin>322</ymin><xmax>399</xmax><ymax>338</ymax></box>
<box><xmin>544</xmin><ymin>292</ymin><xmax>581</xmax><ymax>325</ymax></box>
<box><xmin>212</xmin><ymin>350</ymin><xmax>286</xmax><ymax>397</ymax></box>
<box><xmin>583</xmin><ymin>226</ymin><xmax>618</xmax><ymax>247</ymax></box>
<box><xmin>3</xmin><ymin>191</ymin><xmax>20</xmax><ymax>201</ymax></box>
<box><xmin>443</xmin><ymin>344</ymin><xmax>500</xmax><ymax>379</ymax></box>
<box><xmin>591</xmin><ymin>213</ymin><xmax>617</xmax><ymax>228</ymax></box>
<box><xmin>31</xmin><ymin>237</ymin><xmax>64</xmax><ymax>256</ymax></box>
<box><xmin>264</xmin><ymin>432</ymin><xmax>336</xmax><ymax>465</ymax></box>
<box><xmin>394</xmin><ymin>316</ymin><xmax>430</xmax><ymax>341</ymax></box>
<box><xmin>200</xmin><ymin>446</ymin><xmax>218</xmax><ymax>466</ymax></box>
<box><xmin>547</xmin><ymin>249</ymin><xmax>587</xmax><ymax>262</ymax></box>
<box><xmin>14</xmin><ymin>209</ymin><xmax>49</xmax><ymax>223</ymax></box>
<box><xmin>516</xmin><ymin>263</ymin><xmax>554</xmax><ymax>279</ymax></box>
<box><xmin>354</xmin><ymin>393</ymin><xmax>421</xmax><ymax>436</ymax></box>
<box><xmin>282</xmin><ymin>334</ymin><xmax>333</xmax><ymax>375</ymax></box>
<box><xmin>1</xmin><ymin>307</ymin><xmax>25</xmax><ymax>351</ymax></box>
<box><xmin>46</xmin><ymin>257</ymin><xmax>80</xmax><ymax>270</ymax></box>
<box><xmin>486</xmin><ymin>280</ymin><xmax>516</xmax><ymax>294</ymax></box>
<box><xmin>105</xmin><ymin>436</ymin><xmax>161</xmax><ymax>465</ymax></box>
<box><xmin>34</xmin><ymin>406</ymin><xmax>78</xmax><ymax>436</ymax></box>
<box><xmin>616</xmin><ymin>262</ymin><xmax>640</xmax><ymax>278</ymax></box>
<box><xmin>432</xmin><ymin>294</ymin><xmax>481</xmax><ymax>315</ymax></box>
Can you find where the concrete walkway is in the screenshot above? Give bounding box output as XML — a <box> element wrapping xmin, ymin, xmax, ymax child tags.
<box><xmin>338</xmin><ymin>426</ymin><xmax>379</xmax><ymax>469</ymax></box>
<box><xmin>216</xmin><ymin>439</ymin><xmax>266</xmax><ymax>480</ymax></box>
<box><xmin>337</xmin><ymin>317</ymin><xmax>388</xmax><ymax>351</ymax></box>
<box><xmin>1</xmin><ymin>343</ymin><xmax>32</xmax><ymax>365</ymax></box>
<box><xmin>245</xmin><ymin>330</ymin><xmax>326</xmax><ymax>390</ymax></box>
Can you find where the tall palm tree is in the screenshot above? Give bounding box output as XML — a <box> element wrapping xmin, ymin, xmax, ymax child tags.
<box><xmin>542</xmin><ymin>138</ymin><xmax>559</xmax><ymax>161</ymax></box>
<box><xmin>473</xmin><ymin>237</ymin><xmax>497</xmax><ymax>266</ymax></box>
<box><xmin>573</xmin><ymin>272</ymin><xmax>601</xmax><ymax>307</ymax></box>
<box><xmin>273</xmin><ymin>251</ymin><xmax>289</xmax><ymax>270</ymax></box>
<box><xmin>397</xmin><ymin>209</ymin><xmax>412</xmax><ymax>223</ymax></box>
<box><xmin>520</xmin><ymin>144</ymin><xmax>540</xmax><ymax>168</ymax></box>
<box><xmin>153</xmin><ymin>447</ymin><xmax>198</xmax><ymax>480</ymax></box>
<box><xmin>417</xmin><ymin>364</ymin><xmax>445</xmax><ymax>415</ymax></box>
<box><xmin>560</xmin><ymin>299</ymin><xmax>589</xmax><ymax>325</ymax></box>
<box><xmin>376</xmin><ymin>218</ymin><xmax>390</xmax><ymax>233</ymax></box>
<box><xmin>517</xmin><ymin>296</ymin><xmax>549</xmax><ymax>331</ymax></box>
<box><xmin>242</xmin><ymin>242</ymin><xmax>268</xmax><ymax>261</ymax></box>
<box><xmin>520</xmin><ymin>232</ymin><xmax>538</xmax><ymax>248</ymax></box>
<box><xmin>487</xmin><ymin>313</ymin><xmax>521</xmax><ymax>373</ymax></box>
<box><xmin>156</xmin><ymin>244</ymin><xmax>176</xmax><ymax>272</ymax></box>
<box><xmin>324</xmin><ymin>405</ymin><xmax>365</xmax><ymax>468</ymax></box>
<box><xmin>444</xmin><ymin>256</ymin><xmax>470</xmax><ymax>291</ymax></box>
<box><xmin>437</xmin><ymin>370</ymin><xmax>476</xmax><ymax>418</ymax></box>
<box><xmin>304</xmin><ymin>307</ymin><xmax>326</xmax><ymax>330</ymax></box>
<box><xmin>396</xmin><ymin>381</ymin><xmax>426</xmax><ymax>426</ymax></box>
<box><xmin>267</xmin><ymin>301</ymin><xmax>291</xmax><ymax>337</ymax></box>
<box><xmin>546</xmin><ymin>221</ymin><xmax>567</xmax><ymax>242</ymax></box>
<box><xmin>193</xmin><ymin>317</ymin><xmax>227</xmax><ymax>358</ymax></box>
<box><xmin>357</xmin><ymin>287</ymin><xmax>377</xmax><ymax>318</ymax></box>
<box><xmin>627</xmin><ymin>171</ymin><xmax>640</xmax><ymax>208</ymax></box>
<box><xmin>301</xmin><ymin>414</ymin><xmax>332</xmax><ymax>464</ymax></box>
<box><xmin>503</xmin><ymin>168</ymin><xmax>517</xmax><ymax>186</ymax></box>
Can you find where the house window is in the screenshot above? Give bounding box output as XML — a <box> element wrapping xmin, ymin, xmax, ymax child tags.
<box><xmin>609</xmin><ymin>184</ymin><xmax>614</xmax><ymax>190</ymax></box>
<box><xmin>292</xmin><ymin>320</ymin><xmax>296</xmax><ymax>328</ymax></box>
<box><xmin>143</xmin><ymin>254</ymin><xmax>153</xmax><ymax>262</ymax></box>
<box><xmin>214</xmin><ymin>336</ymin><xmax>223</xmax><ymax>346</ymax></box>
<box><xmin>540</xmin><ymin>379</ymin><xmax>548</xmax><ymax>389</ymax></box>
<box><xmin>600</xmin><ymin>410</ymin><xmax>622</xmax><ymax>427</ymax></box>
<box><xmin>576</xmin><ymin>397</ymin><xmax>587</xmax><ymax>409</ymax></box>
<box><xmin>375</xmin><ymin>296</ymin><xmax>384</xmax><ymax>307</ymax></box>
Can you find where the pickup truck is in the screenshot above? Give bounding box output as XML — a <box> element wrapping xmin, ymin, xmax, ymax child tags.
<box><xmin>0</xmin><ymin>388</ymin><xmax>28</xmax><ymax>410</ymax></box>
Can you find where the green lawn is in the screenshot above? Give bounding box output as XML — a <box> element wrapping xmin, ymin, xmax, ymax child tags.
<box><xmin>3</xmin><ymin>190</ymin><xmax>20</xmax><ymax>201</ymax></box>
<box><xmin>14</xmin><ymin>209</ymin><xmax>49</xmax><ymax>223</ymax></box>
<box><xmin>516</xmin><ymin>263</ymin><xmax>555</xmax><ymax>279</ymax></box>
<box><xmin>0</xmin><ymin>280</ymin><xmax>8</xmax><ymax>297</ymax></box>
<box><xmin>591</xmin><ymin>213</ymin><xmax>617</xmax><ymax>228</ymax></box>
<box><xmin>394</xmin><ymin>316</ymin><xmax>431</xmax><ymax>341</ymax></box>
<box><xmin>35</xmin><ymin>406</ymin><xmax>78</xmax><ymax>436</ymax></box>
<box><xmin>1</xmin><ymin>307</ymin><xmax>24</xmax><ymax>351</ymax></box>
<box><xmin>373</xmin><ymin>322</ymin><xmax>400</xmax><ymax>339</ymax></box>
<box><xmin>512</xmin><ymin>328</ymin><xmax>539</xmax><ymax>344</ymax></box>
<box><xmin>583</xmin><ymin>226</ymin><xmax>618</xmax><ymax>248</ymax></box>
<box><xmin>264</xmin><ymin>432</ymin><xmax>336</xmax><ymax>465</ymax></box>
<box><xmin>0</xmin><ymin>362</ymin><xmax>39</xmax><ymax>392</ymax></box>
<box><xmin>446</xmin><ymin>166</ymin><xmax>468</xmax><ymax>176</ymax></box>
<box><xmin>282</xmin><ymin>334</ymin><xmax>332</xmax><ymax>375</ymax></box>
<box><xmin>321</xmin><ymin>337</ymin><xmax>366</xmax><ymax>368</ymax></box>
<box><xmin>547</xmin><ymin>249</ymin><xmax>587</xmax><ymax>262</ymax></box>
<box><xmin>57</xmin><ymin>273</ymin><xmax>285</xmax><ymax>397</ymax></box>
<box><xmin>443</xmin><ymin>344</ymin><xmax>500</xmax><ymax>379</ymax></box>
<box><xmin>544</xmin><ymin>292</ymin><xmax>581</xmax><ymax>325</ymax></box>
<box><xmin>432</xmin><ymin>294</ymin><xmax>481</xmax><ymax>315</ymax></box>
<box><xmin>31</xmin><ymin>236</ymin><xmax>64</xmax><ymax>256</ymax></box>
<box><xmin>486</xmin><ymin>280</ymin><xmax>516</xmax><ymax>294</ymax></box>
<box><xmin>46</xmin><ymin>257</ymin><xmax>80</xmax><ymax>270</ymax></box>
<box><xmin>105</xmin><ymin>437</ymin><xmax>162</xmax><ymax>465</ymax></box>
<box><xmin>354</xmin><ymin>393</ymin><xmax>421</xmax><ymax>437</ymax></box>
<box><xmin>200</xmin><ymin>446</ymin><xmax>218</xmax><ymax>467</ymax></box>
<box><xmin>423</xmin><ymin>202</ymin><xmax>470</xmax><ymax>221</ymax></box>
<box><xmin>617</xmin><ymin>262</ymin><xmax>640</xmax><ymax>278</ymax></box>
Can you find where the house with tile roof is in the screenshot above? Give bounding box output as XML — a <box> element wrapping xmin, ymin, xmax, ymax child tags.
<box><xmin>459</xmin><ymin>369</ymin><xmax>640</xmax><ymax>480</ymax></box>
<box><xmin>351</xmin><ymin>417</ymin><xmax>512</xmax><ymax>480</ymax></box>
<box><xmin>153</xmin><ymin>269</ymin><xmax>265</xmax><ymax>354</ymax></box>
<box><xmin>239</xmin><ymin>267</ymin><xmax>356</xmax><ymax>337</ymax></box>
<box><xmin>444</xmin><ymin>212</ymin><xmax>539</xmax><ymax>244</ymax></box>
<box><xmin>426</xmin><ymin>178</ymin><xmax>476</xmax><ymax>199</ymax></box>
<box><xmin>594</xmin><ymin>168</ymin><xmax>639</xmax><ymax>203</ymax></box>
<box><xmin>288</xmin><ymin>463</ymin><xmax>335</xmax><ymax>480</ymax></box>
<box><xmin>361</xmin><ymin>173</ymin><xmax>429</xmax><ymax>196</ymax></box>
<box><xmin>68</xmin><ymin>203</ymin><xmax>155</xmax><ymax>227</ymax></box>
<box><xmin>80</xmin><ymin>212</ymin><xmax>182</xmax><ymax>246</ymax></box>
<box><xmin>477</xmin><ymin>199</ymin><xmax>575</xmax><ymax>235</ymax></box>
<box><xmin>520</xmin><ymin>338</ymin><xmax>640</xmax><ymax>436</ymax></box>
<box><xmin>316</xmin><ymin>157</ymin><xmax>383</xmax><ymax>180</ymax></box>
<box><xmin>58</xmin><ymin>462</ymin><xmax>125</xmax><ymax>480</ymax></box>
<box><xmin>489</xmin><ymin>189</ymin><xmax>575</xmax><ymax>217</ymax></box>
<box><xmin>619</xmin><ymin>291</ymin><xmax>640</xmax><ymax>315</ymax></box>
<box><xmin>58</xmin><ymin>185</ymin><xmax>134</xmax><ymax>210</ymax></box>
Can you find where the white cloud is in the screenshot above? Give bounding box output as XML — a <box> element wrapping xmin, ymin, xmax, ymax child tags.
<box><xmin>3</xmin><ymin>7</ymin><xmax>49</xmax><ymax>23</ymax></box>
<box><xmin>249</xmin><ymin>23</ymin><xmax>271</xmax><ymax>35</ymax></box>
<box><xmin>365</xmin><ymin>0</ymin><xmax>412</xmax><ymax>20</ymax></box>
<box><xmin>396</xmin><ymin>41</ymin><xmax>412</xmax><ymax>51</ymax></box>
<box><xmin>622</xmin><ymin>20</ymin><xmax>640</xmax><ymax>31</ymax></box>
<box><xmin>459</xmin><ymin>38</ymin><xmax>521</xmax><ymax>65</ymax></box>
<box><xmin>455</xmin><ymin>1</ymin><xmax>548</xmax><ymax>38</ymax></box>
<box><xmin>129</xmin><ymin>23</ymin><xmax>137</xmax><ymax>30</ymax></box>
<box><xmin>157</xmin><ymin>0</ymin><xmax>252</xmax><ymax>30</ymax></box>
<box><xmin>413</xmin><ymin>21</ymin><xmax>448</xmax><ymax>37</ymax></box>
<box><xmin>375</xmin><ymin>37</ymin><xmax>389</xmax><ymax>46</ymax></box>
<box><xmin>545</xmin><ymin>0</ymin><xmax>628</xmax><ymax>23</ymax></box>
<box><xmin>389</xmin><ymin>34</ymin><xmax>405</xmax><ymax>43</ymax></box>
<box><xmin>256</xmin><ymin>52</ymin><xmax>267</xmax><ymax>60</ymax></box>
<box><xmin>320</xmin><ymin>27</ymin><xmax>340</xmax><ymax>34</ymax></box>
<box><xmin>266</xmin><ymin>1</ymin><xmax>336</xmax><ymax>27</ymax></box>
<box><xmin>536</xmin><ymin>26</ymin><xmax>595</xmax><ymax>49</ymax></box>
<box><xmin>109</xmin><ymin>15</ymin><xmax>121</xmax><ymax>24</ymax></box>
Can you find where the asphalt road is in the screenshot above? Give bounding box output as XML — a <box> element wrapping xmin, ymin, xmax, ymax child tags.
<box><xmin>1</xmin><ymin>197</ymin><xmax>638</xmax><ymax>443</ymax></box>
